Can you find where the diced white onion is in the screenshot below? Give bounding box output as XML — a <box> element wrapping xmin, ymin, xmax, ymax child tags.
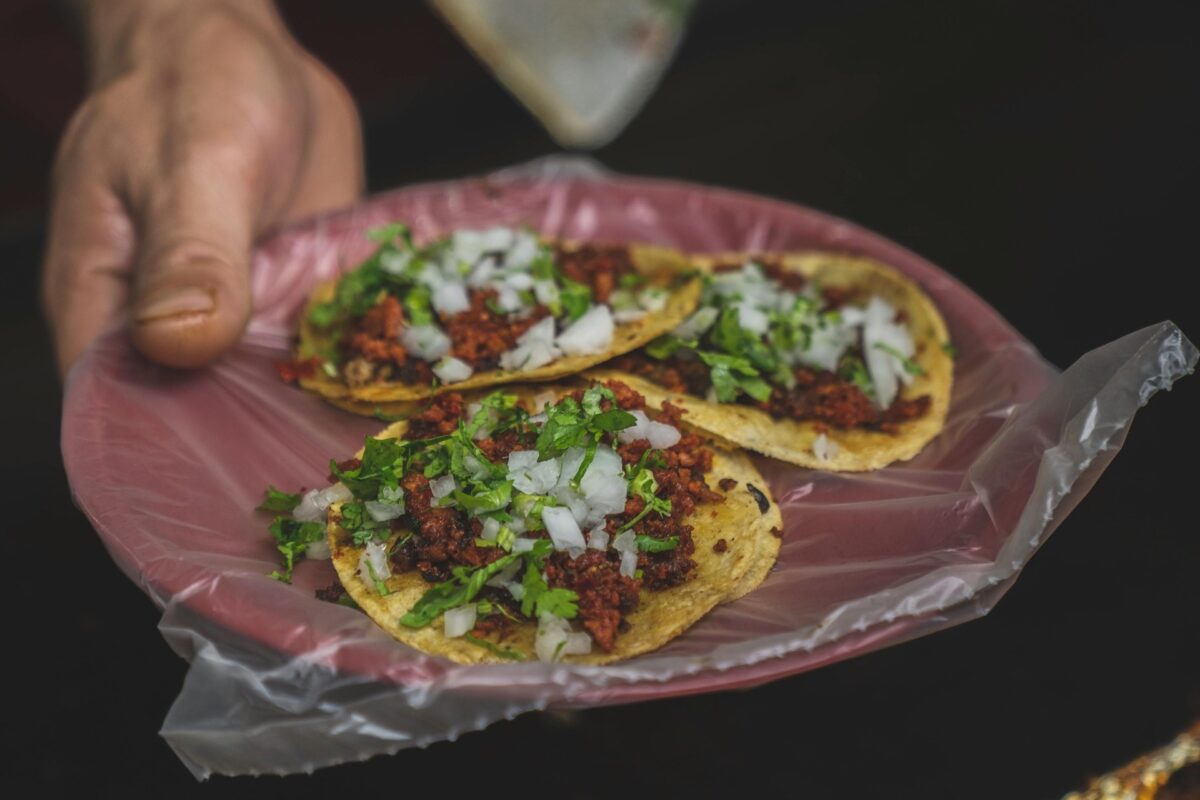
<box><xmin>619</xmin><ymin>549</ymin><xmax>639</xmax><ymax>578</ymax></box>
<box><xmin>500</xmin><ymin>316</ymin><xmax>562</xmax><ymax>371</ymax></box>
<box><xmin>512</xmin><ymin>537</ymin><xmax>538</xmax><ymax>553</ymax></box>
<box><xmin>379</xmin><ymin>249</ymin><xmax>412</xmax><ymax>275</ymax></box>
<box><xmin>505</xmin><ymin>581</ymin><xmax>525</xmax><ymax>601</ymax></box>
<box><xmin>466</xmin><ymin>256</ymin><xmax>498</xmax><ymax>288</ymax></box>
<box><xmin>556</xmin><ymin>305</ymin><xmax>614</xmax><ymax>356</ymax></box>
<box><xmin>536</xmin><ymin>613</ymin><xmax>582</xmax><ymax>663</ymax></box>
<box><xmin>587</xmin><ymin>525</ymin><xmax>610</xmax><ymax>551</ymax></box>
<box><xmin>862</xmin><ymin>297</ymin><xmax>915</xmax><ymax>409</ymax></box>
<box><xmin>800</xmin><ymin>322</ymin><xmax>856</xmax><ymax>372</ymax></box>
<box><xmin>735</xmin><ymin>301</ymin><xmax>770</xmax><ymax>335</ymax></box>
<box><xmin>490</xmin><ymin>282</ymin><xmax>525</xmax><ymax>312</ymax></box>
<box><xmin>672</xmin><ymin>306</ymin><xmax>719</xmax><ymax>340</ymax></box>
<box><xmin>613</xmin><ymin>530</ymin><xmax>637</xmax><ymax>554</ymax></box>
<box><xmin>504</xmin><ymin>271</ymin><xmax>535</xmax><ymax>291</ymax></box>
<box><xmin>645</xmin><ymin>420</ymin><xmax>681</xmax><ymax>450</ymax></box>
<box><xmin>507</xmin><ymin>232</ymin><xmax>540</xmax><ymax>269</ymax></box>
<box><xmin>443</xmin><ymin>605</ymin><xmax>476</xmax><ymax>638</ymax></box>
<box><xmin>533</xmin><ymin>279</ymin><xmax>560</xmax><ymax>306</ymax></box>
<box><xmin>556</xmin><ymin>445</ymin><xmax>627</xmax><ymax>528</ymax></box>
<box><xmin>508</xmin><ymin>450</ymin><xmax>562</xmax><ymax>494</ymax></box>
<box><xmin>541</xmin><ymin>506</ymin><xmax>587</xmax><ymax>556</ymax></box>
<box><xmin>433</xmin><ymin>356</ymin><xmax>474</xmax><ymax>384</ymax></box>
<box><xmin>532</xmin><ymin>391</ymin><xmax>558</xmax><ymax>412</ymax></box>
<box><xmin>400</xmin><ymin>324</ymin><xmax>451</xmax><ymax>362</ymax></box>
<box><xmin>812</xmin><ymin>432</ymin><xmax>839</xmax><ymax>462</ymax></box>
<box><xmin>480</xmin><ymin>517</ymin><xmax>501</xmax><ymax>541</ymax></box>
<box><xmin>617</xmin><ymin>410</ymin><xmax>680</xmax><ymax>449</ymax></box>
<box><xmin>613</xmin><ymin>308</ymin><xmax>648</xmax><ymax>323</ymax></box>
<box><xmin>356</xmin><ymin>541</ymin><xmax>391</xmax><ymax>593</ymax></box>
<box><xmin>638</xmin><ymin>287</ymin><xmax>668</xmax><ymax>312</ymax></box>
<box><xmin>432</xmin><ymin>282</ymin><xmax>470</xmax><ymax>316</ymax></box>
<box><xmin>292</xmin><ymin>483</ymin><xmax>354</xmax><ymax>522</ymax></box>
<box><xmin>365</xmin><ymin>499</ymin><xmax>405</xmax><ymax>522</ymax></box>
<box><xmin>429</xmin><ymin>475</ymin><xmax>456</xmax><ymax>501</ymax></box>
<box><xmin>617</xmin><ymin>409</ymin><xmax>651</xmax><ymax>444</ymax></box>
<box><xmin>562</xmin><ymin>632</ymin><xmax>592</xmax><ymax>655</ymax></box>
<box><xmin>305</xmin><ymin>538</ymin><xmax>331</xmax><ymax>560</ymax></box>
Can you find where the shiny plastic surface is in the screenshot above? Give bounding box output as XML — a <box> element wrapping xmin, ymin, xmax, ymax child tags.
<box><xmin>61</xmin><ymin>158</ymin><xmax>1197</xmax><ymax>777</ymax></box>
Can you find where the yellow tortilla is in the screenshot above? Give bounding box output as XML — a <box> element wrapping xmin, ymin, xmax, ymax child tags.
<box><xmin>587</xmin><ymin>252</ymin><xmax>953</xmax><ymax>471</ymax></box>
<box><xmin>326</xmin><ymin>385</ymin><xmax>782</xmax><ymax>665</ymax></box>
<box><xmin>297</xmin><ymin>243</ymin><xmax>702</xmax><ymax>411</ymax></box>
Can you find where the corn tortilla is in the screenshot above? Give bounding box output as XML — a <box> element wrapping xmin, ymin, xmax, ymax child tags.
<box><xmin>297</xmin><ymin>243</ymin><xmax>702</xmax><ymax>412</ymax></box>
<box><xmin>326</xmin><ymin>385</ymin><xmax>783</xmax><ymax>665</ymax></box>
<box><xmin>587</xmin><ymin>252</ymin><xmax>953</xmax><ymax>471</ymax></box>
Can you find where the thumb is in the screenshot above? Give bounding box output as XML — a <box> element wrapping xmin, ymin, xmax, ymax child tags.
<box><xmin>129</xmin><ymin>160</ymin><xmax>256</xmax><ymax>369</ymax></box>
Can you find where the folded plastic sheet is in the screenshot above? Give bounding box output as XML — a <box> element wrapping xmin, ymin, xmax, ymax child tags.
<box><xmin>61</xmin><ymin>158</ymin><xmax>1197</xmax><ymax>778</ymax></box>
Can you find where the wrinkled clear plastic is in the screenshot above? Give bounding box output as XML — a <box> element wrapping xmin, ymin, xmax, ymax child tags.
<box><xmin>61</xmin><ymin>158</ymin><xmax>1197</xmax><ymax>778</ymax></box>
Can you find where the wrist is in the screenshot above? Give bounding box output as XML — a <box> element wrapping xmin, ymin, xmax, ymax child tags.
<box><xmin>71</xmin><ymin>0</ymin><xmax>286</xmax><ymax>87</ymax></box>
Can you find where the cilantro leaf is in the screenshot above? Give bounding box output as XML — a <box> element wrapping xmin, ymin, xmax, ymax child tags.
<box><xmin>698</xmin><ymin>351</ymin><xmax>773</xmax><ymax>403</ymax></box>
<box><xmin>838</xmin><ymin>355</ymin><xmax>876</xmax><ymax>399</ymax></box>
<box><xmin>873</xmin><ymin>342</ymin><xmax>925</xmax><ymax>376</ymax></box>
<box><xmin>399</xmin><ymin>553</ymin><xmax>523</xmax><ymax>628</ymax></box>
<box><xmin>559</xmin><ymin>278</ymin><xmax>592</xmax><ymax>321</ymax></box>
<box><xmin>366</xmin><ymin>222</ymin><xmax>413</xmax><ymax>245</ymax></box>
<box><xmin>535</xmin><ymin>387</ymin><xmax>636</xmax><ymax>462</ymax></box>
<box><xmin>619</xmin><ymin>463</ymin><xmax>672</xmax><ymax>532</ymax></box>
<box><xmin>518</xmin><ymin>559</ymin><xmax>578</xmax><ymax>619</ymax></box>
<box><xmin>710</xmin><ymin>307</ymin><xmax>777</xmax><ymax>372</ymax></box>
<box><xmin>452</xmin><ymin>480</ymin><xmax>513</xmax><ymax>516</ymax></box>
<box><xmin>267</xmin><ymin>517</ymin><xmax>325</xmax><ymax>583</ymax></box>
<box><xmin>635</xmin><ymin>535</ymin><xmax>679</xmax><ymax>552</ymax></box>
<box><xmin>644</xmin><ymin>334</ymin><xmax>695</xmax><ymax>360</ymax></box>
<box><xmin>257</xmin><ymin>486</ymin><xmax>302</xmax><ymax>513</ymax></box>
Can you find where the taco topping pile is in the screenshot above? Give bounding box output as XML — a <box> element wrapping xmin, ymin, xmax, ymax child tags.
<box><xmin>264</xmin><ymin>381</ymin><xmax>725</xmax><ymax>661</ymax></box>
<box><xmin>613</xmin><ymin>260</ymin><xmax>932</xmax><ymax>433</ymax></box>
<box><xmin>298</xmin><ymin>225</ymin><xmax>673</xmax><ymax>389</ymax></box>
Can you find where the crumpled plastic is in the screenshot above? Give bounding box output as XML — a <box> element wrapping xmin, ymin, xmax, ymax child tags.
<box><xmin>61</xmin><ymin>157</ymin><xmax>1197</xmax><ymax>778</ymax></box>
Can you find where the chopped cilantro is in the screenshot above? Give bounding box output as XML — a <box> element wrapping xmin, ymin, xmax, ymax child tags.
<box><xmin>941</xmin><ymin>341</ymin><xmax>959</xmax><ymax>358</ymax></box>
<box><xmin>519</xmin><ymin>559</ymin><xmax>579</xmax><ymax>620</ymax></box>
<box><xmin>372</xmin><ymin>407</ymin><xmax>410</xmax><ymax>423</ymax></box>
<box><xmin>874</xmin><ymin>342</ymin><xmax>925</xmax><ymax>376</ymax></box>
<box><xmin>559</xmin><ymin>279</ymin><xmax>592</xmax><ymax>321</ymax></box>
<box><xmin>838</xmin><ymin>355</ymin><xmax>876</xmax><ymax>399</ymax></box>
<box><xmin>363</xmin><ymin>557</ymin><xmax>391</xmax><ymax>596</ymax></box>
<box><xmin>257</xmin><ymin>486</ymin><xmax>302</xmax><ymax>513</ymax></box>
<box><xmin>535</xmin><ymin>385</ymin><xmax>636</xmax><ymax>462</ymax></box>
<box><xmin>619</xmin><ymin>464</ymin><xmax>672</xmax><ymax>532</ymax></box>
<box><xmin>400</xmin><ymin>552</ymin><xmax>524</xmax><ymax>628</ymax></box>
<box><xmin>635</xmin><ymin>535</ymin><xmax>679</xmax><ymax>552</ymax></box>
<box><xmin>267</xmin><ymin>517</ymin><xmax>325</xmax><ymax>583</ymax></box>
<box><xmin>698</xmin><ymin>351</ymin><xmax>773</xmax><ymax>403</ymax></box>
<box><xmin>619</xmin><ymin>272</ymin><xmax>646</xmax><ymax>289</ymax></box>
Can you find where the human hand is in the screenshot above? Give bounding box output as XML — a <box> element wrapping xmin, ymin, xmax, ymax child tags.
<box><xmin>43</xmin><ymin>0</ymin><xmax>363</xmax><ymax>375</ymax></box>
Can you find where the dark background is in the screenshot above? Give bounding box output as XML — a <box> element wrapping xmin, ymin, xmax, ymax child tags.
<box><xmin>4</xmin><ymin>1</ymin><xmax>1198</xmax><ymax>797</ymax></box>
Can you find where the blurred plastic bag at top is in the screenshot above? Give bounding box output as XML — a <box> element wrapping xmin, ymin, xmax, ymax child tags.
<box><xmin>431</xmin><ymin>0</ymin><xmax>693</xmax><ymax>147</ymax></box>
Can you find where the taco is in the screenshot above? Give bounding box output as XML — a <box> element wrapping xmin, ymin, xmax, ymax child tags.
<box><xmin>280</xmin><ymin>224</ymin><xmax>701</xmax><ymax>411</ymax></box>
<box><xmin>592</xmin><ymin>252</ymin><xmax>954</xmax><ymax>471</ymax></box>
<box><xmin>263</xmin><ymin>379</ymin><xmax>781</xmax><ymax>664</ymax></box>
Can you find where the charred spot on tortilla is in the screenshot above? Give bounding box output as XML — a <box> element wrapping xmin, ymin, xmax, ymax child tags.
<box><xmin>746</xmin><ymin>483</ymin><xmax>770</xmax><ymax>514</ymax></box>
<box><xmin>305</xmin><ymin>379</ymin><xmax>782</xmax><ymax>665</ymax></box>
<box><xmin>289</xmin><ymin>224</ymin><xmax>702</xmax><ymax>415</ymax></box>
<box><xmin>587</xmin><ymin>251</ymin><xmax>953</xmax><ymax>471</ymax></box>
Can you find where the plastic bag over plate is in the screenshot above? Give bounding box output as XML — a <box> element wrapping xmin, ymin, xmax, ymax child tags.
<box><xmin>61</xmin><ymin>157</ymin><xmax>1197</xmax><ymax>778</ymax></box>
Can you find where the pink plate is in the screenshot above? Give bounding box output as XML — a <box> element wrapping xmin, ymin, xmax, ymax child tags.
<box><xmin>66</xmin><ymin>162</ymin><xmax>1187</xmax><ymax>776</ymax></box>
